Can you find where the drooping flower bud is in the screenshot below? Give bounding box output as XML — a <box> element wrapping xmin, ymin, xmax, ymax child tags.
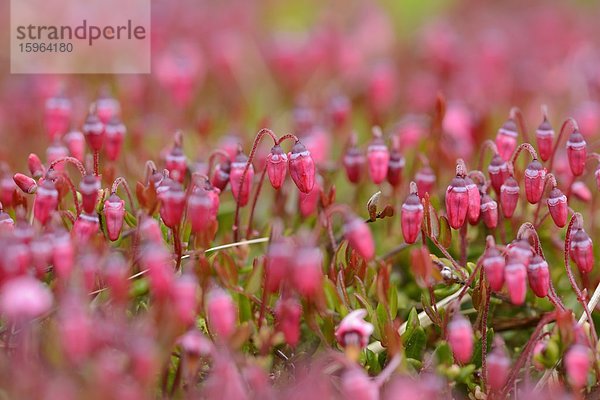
<box><xmin>480</xmin><ymin>195</ymin><xmax>498</xmax><ymax>229</ymax></box>
<box><xmin>528</xmin><ymin>255</ymin><xmax>550</xmax><ymax>298</ymax></box>
<box><xmin>288</xmin><ymin>141</ymin><xmax>315</xmax><ymax>193</ymax></box>
<box><xmin>103</xmin><ymin>252</ymin><xmax>129</xmax><ymax>303</ymax></box>
<box><xmin>571</xmin><ymin>182</ymin><xmax>592</xmax><ymax>203</ymax></box>
<box><xmin>96</xmin><ymin>94</ymin><xmax>120</xmax><ymax>124</ymax></box>
<box><xmin>500</xmin><ymin>176</ymin><xmax>519</xmax><ymax>218</ymax></box>
<box><xmin>486</xmin><ymin>346</ymin><xmax>510</xmax><ymax>391</ymax></box>
<box><xmin>104</xmin><ymin>194</ymin><xmax>125</xmax><ymax>241</ymax></box>
<box><xmin>504</xmin><ymin>261</ymin><xmax>527</xmax><ymax>305</ymax></box>
<box><xmin>52</xmin><ymin>231</ymin><xmax>74</xmax><ymax>280</ymax></box>
<box><xmin>158</xmin><ymin>180</ymin><xmax>186</xmax><ymax>229</ymax></box>
<box><xmin>387</xmin><ymin>149</ymin><xmax>405</xmax><ymax>188</ymax></box>
<box><xmin>44</xmin><ymin>94</ymin><xmax>72</xmax><ymax>141</ymax></box>
<box><xmin>415</xmin><ymin>166</ymin><xmax>436</xmax><ymax>198</ymax></box>
<box><xmin>507</xmin><ymin>239</ymin><xmax>533</xmax><ymax>267</ymax></box>
<box><xmin>299</xmin><ymin>178</ymin><xmax>321</xmax><ymax>217</ymax></box>
<box><xmin>72</xmin><ymin>212</ymin><xmax>100</xmax><ymax>242</ymax></box>
<box><xmin>33</xmin><ymin>179</ymin><xmax>58</xmax><ymax>225</ymax></box>
<box><xmin>165</xmin><ymin>146</ymin><xmax>187</xmax><ymax>184</ymax></box>
<box><xmin>211</xmin><ymin>159</ymin><xmax>230</xmax><ymax>191</ymax></box>
<box><xmin>495</xmin><ymin>118</ymin><xmax>518</xmax><ymax>161</ymax></box>
<box><xmin>291</xmin><ymin>243</ymin><xmax>323</xmax><ymax>297</ymax></box>
<box><xmin>488</xmin><ymin>154</ymin><xmax>510</xmax><ymax>193</ymax></box>
<box><xmin>341</xmin><ymin>367</ymin><xmax>379</xmax><ymax>400</ymax></box>
<box><xmin>172</xmin><ymin>274</ymin><xmax>199</xmax><ymax>327</ymax></box>
<box><xmin>570</xmin><ymin>228</ymin><xmax>593</xmax><ymax>274</ymax></box>
<box><xmin>335</xmin><ymin>309</ymin><xmax>374</xmax><ymax>350</ymax></box>
<box><xmin>141</xmin><ymin>244</ymin><xmax>173</xmax><ymax>299</ymax></box>
<box><xmin>28</xmin><ymin>153</ymin><xmax>45</xmax><ymax>179</ymax></box>
<box><xmin>401</xmin><ymin>184</ymin><xmax>423</xmax><ymax>244</ymax></box>
<box><xmin>265</xmin><ymin>239</ymin><xmax>292</xmax><ymax>293</ymax></box>
<box><xmin>83</xmin><ymin>112</ymin><xmax>105</xmax><ymax>152</ymax></box>
<box><xmin>465</xmin><ymin>177</ymin><xmax>481</xmax><ymax>224</ymax></box>
<box><xmin>366</xmin><ymin>136</ymin><xmax>390</xmax><ymax>185</ymax></box>
<box><xmin>187</xmin><ymin>187</ymin><xmax>218</xmax><ymax>235</ymax></box>
<box><xmin>46</xmin><ymin>141</ymin><xmax>69</xmax><ymax>171</ymax></box>
<box><xmin>229</xmin><ymin>151</ymin><xmax>253</xmax><ymax>207</ymax></box>
<box><xmin>447</xmin><ymin>314</ymin><xmax>473</xmax><ymax>364</ymax></box>
<box><xmin>524</xmin><ymin>160</ymin><xmax>545</xmax><ymax>204</ymax></box>
<box><xmin>343</xmin><ymin>144</ymin><xmax>365</xmax><ymax>184</ymax></box>
<box><xmin>483</xmin><ymin>246</ymin><xmax>505</xmax><ymax>292</ymax></box>
<box><xmin>566</xmin><ymin>130</ymin><xmax>587</xmax><ymax>177</ymax></box>
<box><xmin>344</xmin><ymin>215</ymin><xmax>375</xmax><ymax>260</ymax></box>
<box><xmin>565</xmin><ymin>344</ymin><xmax>591</xmax><ymax>389</ymax></box>
<box><xmin>207</xmin><ymin>288</ymin><xmax>237</xmax><ymax>339</ymax></box>
<box><xmin>79</xmin><ymin>174</ymin><xmax>100</xmax><ymax>214</ymax></box>
<box><xmin>13</xmin><ymin>173</ymin><xmax>37</xmax><ymax>194</ymax></box>
<box><xmin>536</xmin><ymin>118</ymin><xmax>554</xmax><ymax>162</ymax></box>
<box><xmin>139</xmin><ymin>216</ymin><xmax>163</xmax><ymax>244</ymax></box>
<box><xmin>64</xmin><ymin>130</ymin><xmax>86</xmax><ymax>162</ymax></box>
<box><xmin>266</xmin><ymin>144</ymin><xmax>288</xmax><ymax>190</ymax></box>
<box><xmin>445</xmin><ymin>176</ymin><xmax>469</xmax><ymax>229</ymax></box>
<box><xmin>275</xmin><ymin>297</ymin><xmax>302</xmax><ymax>347</ymax></box>
<box><xmin>104</xmin><ymin>118</ymin><xmax>126</xmax><ymax>162</ymax></box>
<box><xmin>547</xmin><ymin>188</ymin><xmax>568</xmax><ymax>228</ymax></box>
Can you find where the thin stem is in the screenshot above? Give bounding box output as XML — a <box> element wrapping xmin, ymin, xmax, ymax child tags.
<box><xmin>207</xmin><ymin>149</ymin><xmax>230</xmax><ymax>177</ymax></box>
<box><xmin>233</xmin><ymin>128</ymin><xmax>278</xmax><ymax>242</ymax></box>
<box><xmin>457</xmin><ymin>261</ymin><xmax>482</xmax><ymax>301</ymax></box>
<box><xmin>57</xmin><ymin>172</ymin><xmax>82</xmax><ymax>216</ymax></box>
<box><xmin>481</xmin><ymin>283</ymin><xmax>491</xmax><ymax>392</ymax></box>
<box><xmin>430</xmin><ymin>236</ymin><xmax>468</xmax><ymax>280</ymax></box>
<box><xmin>245</xmin><ymin>164</ymin><xmax>268</xmax><ymax>239</ymax></box>
<box><xmin>111</xmin><ymin>177</ymin><xmax>136</xmax><ymax>213</ymax></box>
<box><xmin>510</xmin><ymin>107</ymin><xmax>530</xmax><ymax>144</ymax></box>
<box><xmin>47</xmin><ymin>157</ymin><xmax>87</xmax><ymax>177</ymax></box>
<box><xmin>93</xmin><ymin>150</ymin><xmax>99</xmax><ymax>177</ymax></box>
<box><xmin>548</xmin><ymin>118</ymin><xmax>578</xmax><ymax>172</ymax></box>
<box><xmin>276</xmin><ymin>133</ymin><xmax>299</xmax><ymax>145</ymax></box>
<box><xmin>460</xmin><ymin>223</ymin><xmax>468</xmax><ymax>266</ymax></box>
<box><xmin>509</xmin><ymin>143</ymin><xmax>538</xmax><ymax>169</ymax></box>
<box><xmin>532</xmin><ymin>173</ymin><xmax>558</xmax><ymax>226</ymax></box>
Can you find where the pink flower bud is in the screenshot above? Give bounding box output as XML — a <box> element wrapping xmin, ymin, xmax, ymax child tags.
<box><xmin>536</xmin><ymin>118</ymin><xmax>554</xmax><ymax>162</ymax></box>
<box><xmin>401</xmin><ymin>191</ymin><xmax>423</xmax><ymax>244</ymax></box>
<box><xmin>158</xmin><ymin>180</ymin><xmax>186</xmax><ymax>229</ymax></box>
<box><xmin>292</xmin><ymin>244</ymin><xmax>323</xmax><ymax>297</ymax></box>
<box><xmin>172</xmin><ymin>274</ymin><xmax>199</xmax><ymax>327</ymax></box>
<box><xmin>103</xmin><ymin>253</ymin><xmax>129</xmax><ymax>303</ymax></box>
<box><xmin>341</xmin><ymin>368</ymin><xmax>379</xmax><ymax>400</ymax></box>
<box><xmin>0</xmin><ymin>210</ymin><xmax>14</xmax><ymax>232</ymax></box>
<box><xmin>445</xmin><ymin>176</ymin><xmax>469</xmax><ymax>229</ymax></box>
<box><xmin>104</xmin><ymin>194</ymin><xmax>125</xmax><ymax>241</ymax></box>
<box><xmin>83</xmin><ymin>112</ymin><xmax>105</xmax><ymax>152</ymax></box>
<box><xmin>387</xmin><ymin>150</ymin><xmax>405</xmax><ymax>188</ymax></box>
<box><xmin>507</xmin><ymin>239</ymin><xmax>533</xmax><ymax>266</ymax></box>
<box><xmin>64</xmin><ymin>130</ymin><xmax>86</xmax><ymax>162</ymax></box>
<box><xmin>366</xmin><ymin>137</ymin><xmax>390</xmax><ymax>185</ymax></box>
<box><xmin>299</xmin><ymin>178</ymin><xmax>321</xmax><ymax>217</ymax></box>
<box><xmin>142</xmin><ymin>245</ymin><xmax>173</xmax><ymax>299</ymax></box>
<box><xmin>495</xmin><ymin>118</ymin><xmax>518</xmax><ymax>161</ymax></box>
<box><xmin>79</xmin><ymin>174</ymin><xmax>100</xmax><ymax>214</ymax></box>
<box><xmin>486</xmin><ymin>346</ymin><xmax>510</xmax><ymax>391</ymax></box>
<box><xmin>0</xmin><ymin>176</ymin><xmax>15</xmax><ymax>208</ymax></box>
<box><xmin>96</xmin><ymin>95</ymin><xmax>120</xmax><ymax>124</ymax></box>
<box><xmin>328</xmin><ymin>95</ymin><xmax>351</xmax><ymax>128</ymax></box>
<box><xmin>547</xmin><ymin>188</ymin><xmax>568</xmax><ymax>228</ymax></box>
<box><xmin>13</xmin><ymin>173</ymin><xmax>37</xmax><ymax>194</ymax></box>
<box><xmin>570</xmin><ymin>228</ymin><xmax>593</xmax><ymax>274</ymax></box>
<box><xmin>72</xmin><ymin>212</ymin><xmax>100</xmax><ymax>243</ymax></box>
<box><xmin>415</xmin><ymin>166</ymin><xmax>436</xmax><ymax>198</ymax></box>
<box><xmin>34</xmin><ymin>179</ymin><xmax>58</xmax><ymax>225</ymax></box>
<box><xmin>0</xmin><ymin>276</ymin><xmax>53</xmax><ymax>322</ymax></box>
<box><xmin>288</xmin><ymin>141</ymin><xmax>316</xmax><ymax>193</ymax></box>
<box><xmin>524</xmin><ymin>160</ymin><xmax>545</xmax><ymax>204</ymax></box>
<box><xmin>343</xmin><ymin>145</ymin><xmax>365</xmax><ymax>184</ymax></box>
<box><xmin>210</xmin><ymin>160</ymin><xmax>230</xmax><ymax>191</ymax></box>
<box><xmin>448</xmin><ymin>315</ymin><xmax>473</xmax><ymax>364</ymax></box>
<box><xmin>465</xmin><ymin>177</ymin><xmax>481</xmax><ymax>224</ymax></box>
<box><xmin>266</xmin><ymin>239</ymin><xmax>292</xmax><ymax>293</ymax></box>
<box><xmin>207</xmin><ymin>289</ymin><xmax>237</xmax><ymax>339</ymax></box>
<box><xmin>44</xmin><ymin>94</ymin><xmax>71</xmax><ymax>140</ymax></box>
<box><xmin>139</xmin><ymin>216</ymin><xmax>163</xmax><ymax>244</ymax></box>
<box><xmin>229</xmin><ymin>151</ymin><xmax>254</xmax><ymax>206</ymax></box>
<box><xmin>488</xmin><ymin>154</ymin><xmax>510</xmax><ymax>193</ymax></box>
<box><xmin>266</xmin><ymin>144</ymin><xmax>288</xmax><ymax>190</ymax></box>
<box><xmin>46</xmin><ymin>141</ymin><xmax>69</xmax><ymax>171</ymax></box>
<box><xmin>165</xmin><ymin>146</ymin><xmax>187</xmax><ymax>184</ymax></box>
<box><xmin>571</xmin><ymin>182</ymin><xmax>592</xmax><ymax>203</ymax></box>
<box><xmin>566</xmin><ymin>130</ymin><xmax>587</xmax><ymax>177</ymax></box>
<box><xmin>52</xmin><ymin>232</ymin><xmax>74</xmax><ymax>280</ymax></box>
<box><xmin>344</xmin><ymin>216</ymin><xmax>375</xmax><ymax>260</ymax></box>
<box><xmin>28</xmin><ymin>153</ymin><xmax>45</xmax><ymax>179</ymax></box>
<box><xmin>104</xmin><ymin>118</ymin><xmax>126</xmax><ymax>162</ymax></box>
<box><xmin>565</xmin><ymin>344</ymin><xmax>591</xmax><ymax>388</ymax></box>
<box><xmin>480</xmin><ymin>195</ymin><xmax>498</xmax><ymax>229</ymax></box>
<box><xmin>335</xmin><ymin>309</ymin><xmax>374</xmax><ymax>349</ymax></box>
<box><xmin>483</xmin><ymin>246</ymin><xmax>505</xmax><ymax>292</ymax></box>
<box><xmin>58</xmin><ymin>295</ymin><xmax>91</xmax><ymax>363</ymax></box>
<box><xmin>500</xmin><ymin>176</ymin><xmax>519</xmax><ymax>218</ymax></box>
<box><xmin>187</xmin><ymin>188</ymin><xmax>218</xmax><ymax>234</ymax></box>
<box><xmin>528</xmin><ymin>255</ymin><xmax>550</xmax><ymax>298</ymax></box>
<box><xmin>505</xmin><ymin>261</ymin><xmax>527</xmax><ymax>305</ymax></box>
<box><xmin>275</xmin><ymin>297</ymin><xmax>302</xmax><ymax>347</ymax></box>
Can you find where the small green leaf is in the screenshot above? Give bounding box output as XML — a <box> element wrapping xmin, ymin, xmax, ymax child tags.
<box><xmin>433</xmin><ymin>341</ymin><xmax>454</xmax><ymax>365</ymax></box>
<box><xmin>124</xmin><ymin>211</ymin><xmax>138</xmax><ymax>227</ymax></box>
<box><xmin>404</xmin><ymin>326</ymin><xmax>426</xmax><ymax>360</ymax></box>
<box><xmin>238</xmin><ymin>293</ymin><xmax>252</xmax><ymax>323</ymax></box>
<box><xmin>389</xmin><ymin>285</ymin><xmax>398</xmax><ymax>319</ymax></box>
<box><xmin>245</xmin><ymin>260</ymin><xmax>263</xmax><ymax>295</ymax></box>
<box><xmin>438</xmin><ymin>216</ymin><xmax>452</xmax><ymax>248</ymax></box>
